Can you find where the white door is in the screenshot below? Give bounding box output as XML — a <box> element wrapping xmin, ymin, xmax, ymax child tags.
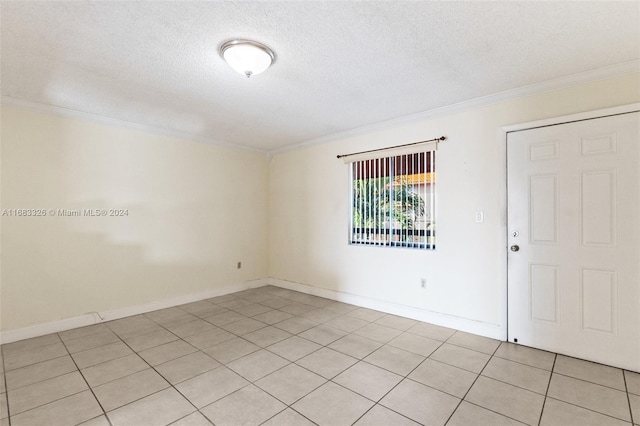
<box><xmin>507</xmin><ymin>111</ymin><xmax>640</xmax><ymax>371</ymax></box>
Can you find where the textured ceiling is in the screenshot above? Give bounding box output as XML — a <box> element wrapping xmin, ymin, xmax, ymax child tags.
<box><xmin>1</xmin><ymin>1</ymin><xmax>639</xmax><ymax>151</ymax></box>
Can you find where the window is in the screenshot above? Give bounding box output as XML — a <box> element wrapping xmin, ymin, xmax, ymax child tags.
<box><xmin>349</xmin><ymin>150</ymin><xmax>436</xmax><ymax>249</ymax></box>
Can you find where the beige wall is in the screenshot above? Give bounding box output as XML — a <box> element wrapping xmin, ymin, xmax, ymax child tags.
<box><xmin>268</xmin><ymin>73</ymin><xmax>640</xmax><ymax>337</ymax></box>
<box><xmin>2</xmin><ymin>73</ymin><xmax>638</xmax><ymax>336</ymax></box>
<box><xmin>1</xmin><ymin>107</ymin><xmax>269</xmax><ymax>331</ymax></box>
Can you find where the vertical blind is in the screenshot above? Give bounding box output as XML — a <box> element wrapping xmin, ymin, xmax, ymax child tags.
<box><xmin>349</xmin><ymin>149</ymin><xmax>436</xmax><ymax>249</ymax></box>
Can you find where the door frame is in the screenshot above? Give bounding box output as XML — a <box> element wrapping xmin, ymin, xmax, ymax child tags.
<box><xmin>499</xmin><ymin>103</ymin><xmax>640</xmax><ymax>343</ymax></box>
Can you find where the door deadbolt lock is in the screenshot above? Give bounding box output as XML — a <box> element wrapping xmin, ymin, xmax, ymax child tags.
<box><xmin>512</xmin><ymin>231</ymin><xmax>519</xmax><ymax>237</ymax></box>
<box><xmin>510</xmin><ymin>245</ymin><xmax>520</xmax><ymax>252</ymax></box>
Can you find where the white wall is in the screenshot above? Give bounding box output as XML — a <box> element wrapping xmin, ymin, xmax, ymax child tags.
<box><xmin>2</xmin><ymin>73</ymin><xmax>638</xmax><ymax>338</ymax></box>
<box><xmin>1</xmin><ymin>106</ymin><xmax>269</xmax><ymax>331</ymax></box>
<box><xmin>268</xmin><ymin>73</ymin><xmax>640</xmax><ymax>339</ymax></box>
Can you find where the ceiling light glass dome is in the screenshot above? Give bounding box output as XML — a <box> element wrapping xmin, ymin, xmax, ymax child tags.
<box><xmin>220</xmin><ymin>39</ymin><xmax>275</xmax><ymax>78</ymax></box>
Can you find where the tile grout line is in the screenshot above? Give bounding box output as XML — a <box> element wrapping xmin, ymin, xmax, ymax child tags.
<box><xmin>289</xmin><ymin>309</ymin><xmax>465</xmax><ymax>424</ymax></box>
<box><xmin>11</xmin><ymin>308</ymin><xmax>632</xmax><ymax>426</ymax></box>
<box><xmin>457</xmin><ymin>372</ymin><xmax>545</xmax><ymax>423</ymax></box>
<box><xmin>195</xmin><ymin>292</ymin><xmax>334</xmax><ymax>425</ymax></box>
<box><xmin>233</xmin><ymin>289</ymin><xmax>471</xmax><ymax>423</ymax></box>
<box><xmin>216</xmin><ymin>315</ymin><xmax>350</xmax><ymax>409</ymax></box>
<box><xmin>536</xmin><ymin>351</ymin><xmax>557</xmax><ymax>426</ymax></box>
<box><xmin>543</xmin><ymin>395</ymin><xmax>636</xmax><ymax>424</ymax></box>
<box><xmin>56</xmin><ymin>332</ymin><xmax>114</xmax><ymax>426</ymax></box>
<box><xmin>100</xmin><ymin>322</ymin><xmax>206</xmax><ymax>423</ymax></box>
<box><xmin>1</xmin><ymin>345</ymin><xmax>12</xmax><ymax>426</ymax></box>
<box><xmin>4</xmin><ymin>360</ymin><xmax>96</xmax><ymax>420</ymax></box>
<box><xmin>5</xmin><ymin>333</ymin><xmax>157</xmax><ymax>391</ymax></box>
<box><xmin>457</xmin><ymin>401</ymin><xmax>530</xmax><ymax>426</ymax></box>
<box><xmin>12</xmin><ymin>288</ymin><xmax>627</xmax><ymax>426</ymax></box>
<box><xmin>196</xmin><ymin>296</ymin><xmax>417</xmax><ymax>425</ymax></box>
<box><xmin>624</xmin><ymin>371</ymin><xmax>635</xmax><ymax>426</ymax></box>
<box><xmin>76</xmin><ymin>293</ymin><xmax>640</xmax><ymax>417</ymax></box>
<box><xmin>1</xmin><ymin>292</ymin><xmax>479</xmax><ymax>425</ymax></box>
<box><xmin>539</xmin><ymin>355</ymin><xmax>637</xmax><ymax>425</ymax></box>
<box><xmin>441</xmin><ymin>339</ymin><xmax>556</xmax><ymax>426</ymax></box>
<box><xmin>461</xmin><ymin>366</ymin><xmax>550</xmax><ymax>398</ymax></box>
<box><xmin>128</xmin><ymin>300</ymin><xmax>289</xmax><ymax>388</ymax></box>
<box><xmin>453</xmin><ymin>341</ymin><xmax>636</xmax><ymax>426</ymax></box>
<box><xmin>3</xmin><ymin>291</ymin><xmax>305</xmax><ymax>425</ymax></box>
<box><xmin>441</xmin><ymin>337</ymin><xmax>503</xmax><ymax>426</ymax></box>
<box><xmin>551</xmin><ymin>370</ymin><xmax>630</xmax><ymax>393</ymax></box>
<box><xmin>96</xmin><ymin>330</ymin><xmax>238</xmax><ymax>426</ymax></box>
<box><xmin>376</xmin><ymin>330</ymin><xmax>524</xmax><ymax>425</ymax></box>
<box><xmin>251</xmin><ymin>346</ymin><xmax>326</xmax><ymax>424</ymax></box>
<box><xmin>259</xmin><ymin>408</ymin><xmax>319</xmax><ymax>426</ymax></box>
<box><xmin>491</xmin><ymin>353</ymin><xmax>555</xmax><ymax>373</ymax></box>
<box><xmin>349</xmin><ymin>334</ymin><xmax>450</xmax><ymax>425</ymax></box>
<box><xmin>1</xmin><ymin>338</ymin><xmax>76</xmax><ymax>424</ymax></box>
<box><xmin>106</xmin><ymin>291</ymin><xmax>326</xmax><ymax>423</ymax></box>
<box><xmin>1</xmin><ymin>341</ymin><xmax>68</xmax><ymax>371</ymax></box>
<box><xmin>4</xmin><ymin>333</ymin><xmax>116</xmax><ymax>425</ymax></box>
<box><xmin>265</xmin><ymin>331</ymin><xmax>420</xmax><ymax>425</ymax></box>
<box><xmin>162</xmin><ymin>303</ymin><xmax>300</xmax><ymax>385</ymax></box>
<box><xmin>193</xmin><ymin>293</ymin><xmax>301</xmax><ymax>424</ymax></box>
<box><xmin>2</xmin><ymin>350</ymin><xmax>68</xmax><ymax>371</ymax></box>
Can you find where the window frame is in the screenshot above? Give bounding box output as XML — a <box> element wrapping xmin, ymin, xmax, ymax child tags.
<box><xmin>348</xmin><ymin>150</ymin><xmax>436</xmax><ymax>250</ymax></box>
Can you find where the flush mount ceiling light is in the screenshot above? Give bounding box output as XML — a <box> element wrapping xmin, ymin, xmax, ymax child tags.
<box><xmin>220</xmin><ymin>39</ymin><xmax>275</xmax><ymax>78</ymax></box>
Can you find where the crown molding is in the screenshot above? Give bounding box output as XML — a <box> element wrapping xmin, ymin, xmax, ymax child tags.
<box><xmin>270</xmin><ymin>59</ymin><xmax>640</xmax><ymax>156</ymax></box>
<box><xmin>0</xmin><ymin>96</ymin><xmax>267</xmax><ymax>154</ymax></box>
<box><xmin>502</xmin><ymin>102</ymin><xmax>640</xmax><ymax>134</ymax></box>
<box><xmin>3</xmin><ymin>60</ymin><xmax>638</xmax><ymax>157</ymax></box>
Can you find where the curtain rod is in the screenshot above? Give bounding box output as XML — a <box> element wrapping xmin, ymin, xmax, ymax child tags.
<box><xmin>336</xmin><ymin>136</ymin><xmax>446</xmax><ymax>159</ymax></box>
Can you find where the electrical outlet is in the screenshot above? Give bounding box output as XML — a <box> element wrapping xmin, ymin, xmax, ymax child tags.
<box><xmin>420</xmin><ymin>278</ymin><xmax>427</xmax><ymax>289</ymax></box>
<box><xmin>237</xmin><ymin>261</ymin><xmax>242</xmax><ymax>269</ymax></box>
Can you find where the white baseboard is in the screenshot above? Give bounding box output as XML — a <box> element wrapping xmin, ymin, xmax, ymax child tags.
<box><xmin>268</xmin><ymin>278</ymin><xmax>505</xmax><ymax>340</ymax></box>
<box><xmin>0</xmin><ymin>279</ymin><xmax>269</xmax><ymax>344</ymax></box>
<box><xmin>1</xmin><ymin>277</ymin><xmax>504</xmax><ymax>344</ymax></box>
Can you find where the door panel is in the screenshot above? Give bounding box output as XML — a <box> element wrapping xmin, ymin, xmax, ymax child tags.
<box><xmin>530</xmin><ymin>175</ymin><xmax>557</xmax><ymax>244</ymax></box>
<box><xmin>507</xmin><ymin>112</ymin><xmax>640</xmax><ymax>371</ymax></box>
<box><xmin>581</xmin><ymin>268</ymin><xmax>616</xmax><ymax>334</ymax></box>
<box><xmin>581</xmin><ymin>170</ymin><xmax>616</xmax><ymax>246</ymax></box>
<box><xmin>529</xmin><ymin>264</ymin><xmax>559</xmax><ymax>323</ymax></box>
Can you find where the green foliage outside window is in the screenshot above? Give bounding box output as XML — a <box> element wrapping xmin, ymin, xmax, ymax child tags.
<box><xmin>352</xmin><ymin>176</ymin><xmax>426</xmax><ymax>232</ymax></box>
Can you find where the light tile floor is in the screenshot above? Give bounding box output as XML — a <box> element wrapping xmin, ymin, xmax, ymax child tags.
<box><xmin>1</xmin><ymin>285</ymin><xmax>639</xmax><ymax>426</ymax></box>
